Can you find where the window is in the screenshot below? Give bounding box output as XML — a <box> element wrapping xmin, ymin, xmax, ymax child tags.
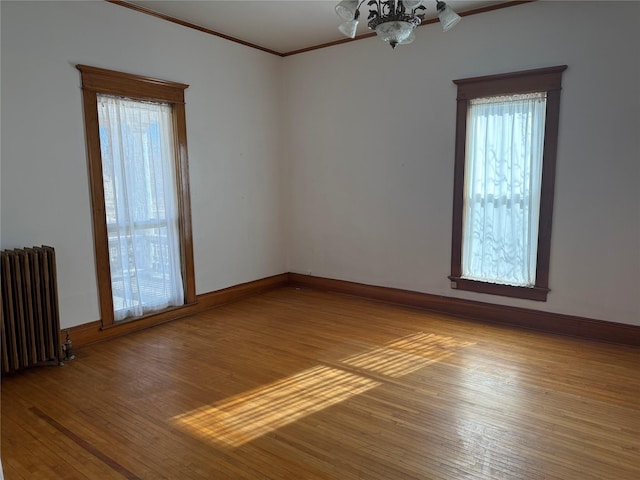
<box><xmin>78</xmin><ymin>65</ymin><xmax>195</xmax><ymax>327</ymax></box>
<box><xmin>449</xmin><ymin>66</ymin><xmax>567</xmax><ymax>301</ymax></box>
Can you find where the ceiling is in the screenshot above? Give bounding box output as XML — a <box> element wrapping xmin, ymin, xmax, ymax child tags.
<box><xmin>123</xmin><ymin>1</ymin><xmax>513</xmax><ymax>55</ymax></box>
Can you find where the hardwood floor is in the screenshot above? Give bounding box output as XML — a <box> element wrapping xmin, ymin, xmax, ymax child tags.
<box><xmin>2</xmin><ymin>287</ymin><xmax>639</xmax><ymax>479</ymax></box>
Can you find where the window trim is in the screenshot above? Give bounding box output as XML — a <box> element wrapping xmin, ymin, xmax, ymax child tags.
<box><xmin>449</xmin><ymin>65</ymin><xmax>567</xmax><ymax>301</ymax></box>
<box><xmin>77</xmin><ymin>65</ymin><xmax>196</xmax><ymax>328</ymax></box>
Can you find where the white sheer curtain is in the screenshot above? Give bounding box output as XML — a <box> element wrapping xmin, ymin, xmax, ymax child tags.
<box><xmin>98</xmin><ymin>94</ymin><xmax>184</xmax><ymax>321</ymax></box>
<box><xmin>462</xmin><ymin>92</ymin><xmax>547</xmax><ymax>287</ymax></box>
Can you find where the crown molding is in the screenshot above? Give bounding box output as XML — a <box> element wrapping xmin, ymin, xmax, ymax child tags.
<box><xmin>107</xmin><ymin>0</ymin><xmax>535</xmax><ymax>57</ymax></box>
<box><xmin>105</xmin><ymin>0</ymin><xmax>285</xmax><ymax>57</ymax></box>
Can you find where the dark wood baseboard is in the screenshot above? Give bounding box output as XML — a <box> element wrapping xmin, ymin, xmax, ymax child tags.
<box><xmin>66</xmin><ymin>272</ymin><xmax>638</xmax><ymax>348</ymax></box>
<box><xmin>288</xmin><ymin>273</ymin><xmax>640</xmax><ymax>347</ymax></box>
<box><xmin>67</xmin><ymin>273</ymin><xmax>289</xmax><ymax>347</ymax></box>
<box><xmin>196</xmin><ymin>273</ymin><xmax>289</xmax><ymax>310</ymax></box>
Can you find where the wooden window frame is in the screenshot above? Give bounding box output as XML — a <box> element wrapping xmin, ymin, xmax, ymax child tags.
<box><xmin>449</xmin><ymin>65</ymin><xmax>567</xmax><ymax>301</ymax></box>
<box><xmin>77</xmin><ymin>65</ymin><xmax>196</xmax><ymax>328</ymax></box>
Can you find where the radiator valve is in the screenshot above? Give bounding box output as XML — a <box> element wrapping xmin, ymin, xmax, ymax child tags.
<box><xmin>62</xmin><ymin>329</ymin><xmax>75</xmax><ymax>361</ymax></box>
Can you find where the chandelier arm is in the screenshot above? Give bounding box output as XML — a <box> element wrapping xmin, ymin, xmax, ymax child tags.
<box><xmin>353</xmin><ymin>0</ymin><xmax>371</xmax><ymax>21</ymax></box>
<box><xmin>367</xmin><ymin>0</ymin><xmax>381</xmax><ymax>16</ymax></box>
<box><xmin>384</xmin><ymin>1</ymin><xmax>394</xmax><ymax>16</ymax></box>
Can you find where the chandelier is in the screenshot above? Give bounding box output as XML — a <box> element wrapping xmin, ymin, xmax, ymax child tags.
<box><xmin>335</xmin><ymin>0</ymin><xmax>462</xmax><ymax>49</ymax></box>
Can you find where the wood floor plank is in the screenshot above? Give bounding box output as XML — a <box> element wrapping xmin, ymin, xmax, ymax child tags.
<box><xmin>2</xmin><ymin>287</ymin><xmax>639</xmax><ymax>479</ymax></box>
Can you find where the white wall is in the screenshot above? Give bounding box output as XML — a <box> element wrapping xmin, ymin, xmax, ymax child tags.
<box><xmin>1</xmin><ymin>1</ymin><xmax>286</xmax><ymax>328</ymax></box>
<box><xmin>2</xmin><ymin>1</ymin><xmax>639</xmax><ymax>330</ymax></box>
<box><xmin>283</xmin><ymin>1</ymin><xmax>640</xmax><ymax>325</ymax></box>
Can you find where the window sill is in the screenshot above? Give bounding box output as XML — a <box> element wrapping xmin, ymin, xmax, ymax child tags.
<box><xmin>100</xmin><ymin>301</ymin><xmax>198</xmax><ymax>331</ymax></box>
<box><xmin>448</xmin><ymin>276</ymin><xmax>549</xmax><ymax>301</ymax></box>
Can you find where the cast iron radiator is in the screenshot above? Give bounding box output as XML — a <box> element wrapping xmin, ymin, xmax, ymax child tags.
<box><xmin>1</xmin><ymin>246</ymin><xmax>61</xmax><ymax>374</ymax></box>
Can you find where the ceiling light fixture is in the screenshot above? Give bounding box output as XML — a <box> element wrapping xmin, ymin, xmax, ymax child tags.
<box><xmin>335</xmin><ymin>0</ymin><xmax>461</xmax><ymax>49</ymax></box>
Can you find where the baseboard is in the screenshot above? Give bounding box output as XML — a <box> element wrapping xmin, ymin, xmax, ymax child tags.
<box><xmin>288</xmin><ymin>273</ymin><xmax>640</xmax><ymax>347</ymax></box>
<box><xmin>196</xmin><ymin>273</ymin><xmax>290</xmax><ymax>310</ymax></box>
<box><xmin>66</xmin><ymin>272</ymin><xmax>639</xmax><ymax>348</ymax></box>
<box><xmin>67</xmin><ymin>273</ymin><xmax>289</xmax><ymax>347</ymax></box>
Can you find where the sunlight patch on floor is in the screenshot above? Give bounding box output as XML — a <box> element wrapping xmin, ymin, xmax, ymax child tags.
<box><xmin>173</xmin><ymin>331</ymin><xmax>474</xmax><ymax>447</ymax></box>
<box><xmin>173</xmin><ymin>365</ymin><xmax>381</xmax><ymax>447</ymax></box>
<box><xmin>341</xmin><ymin>332</ymin><xmax>474</xmax><ymax>377</ymax></box>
